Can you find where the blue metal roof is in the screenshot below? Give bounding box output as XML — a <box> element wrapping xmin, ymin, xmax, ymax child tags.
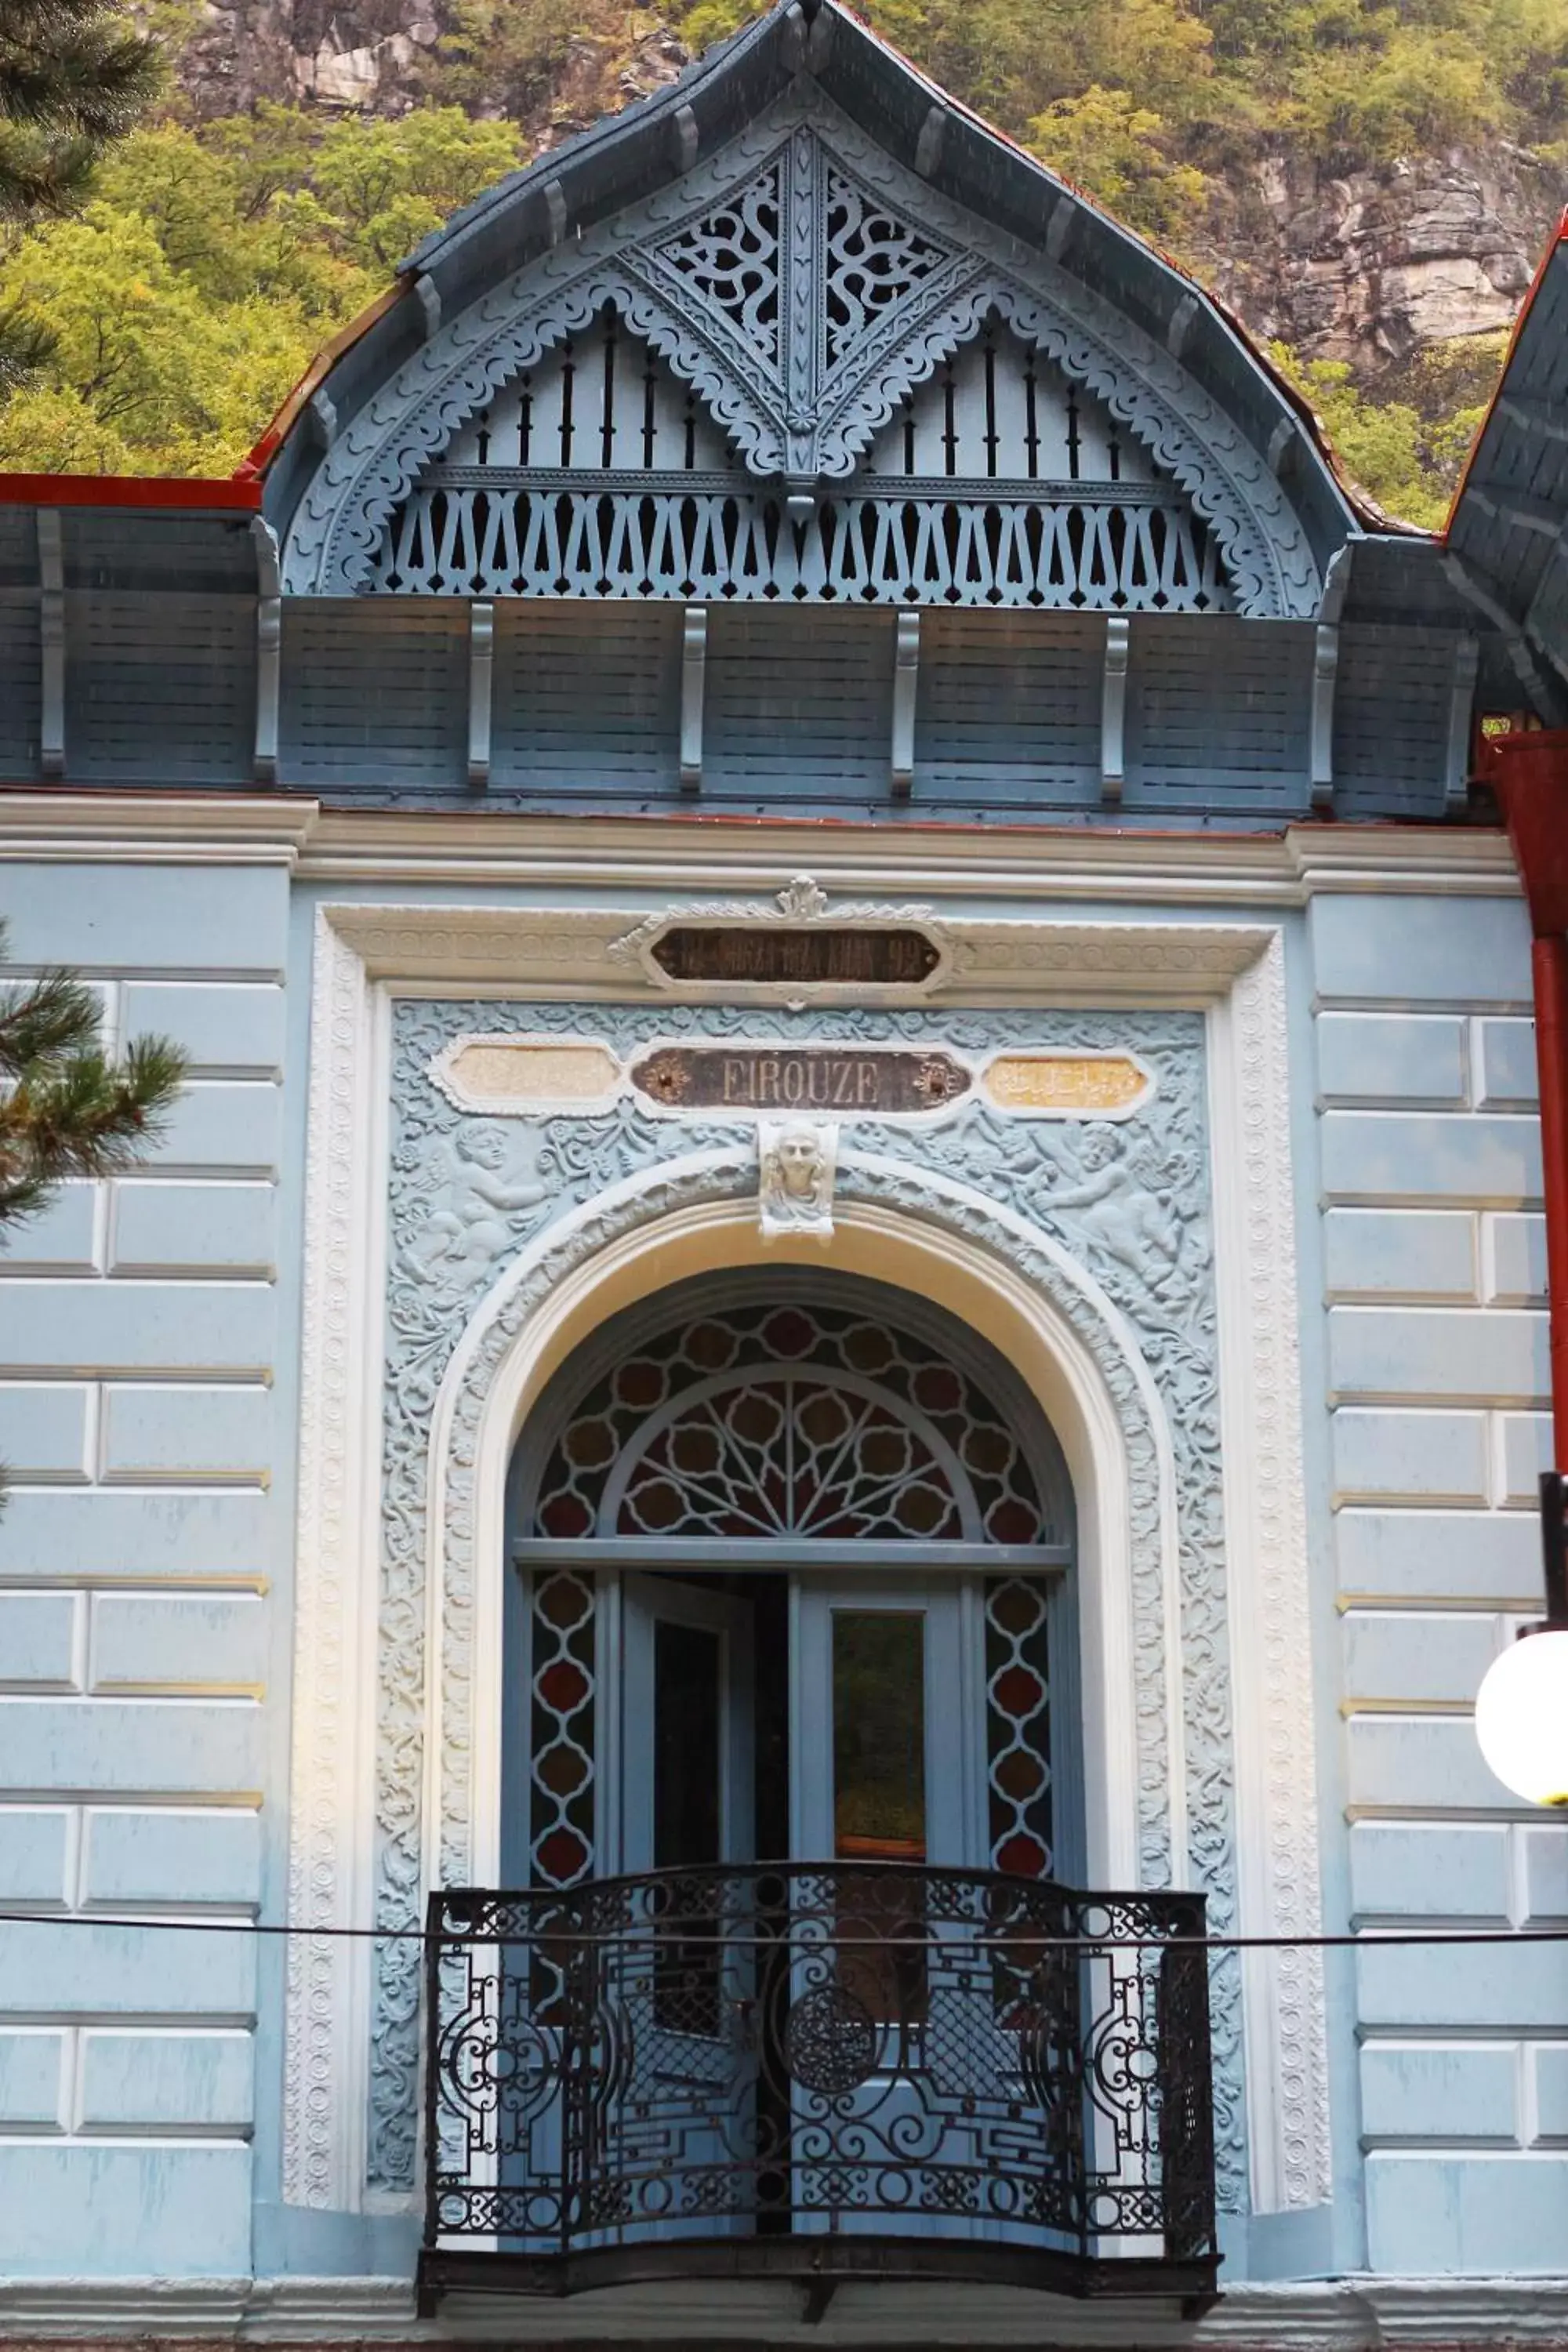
<box><xmin>1447</xmin><ymin>212</ymin><xmax>1568</xmax><ymax>720</ymax></box>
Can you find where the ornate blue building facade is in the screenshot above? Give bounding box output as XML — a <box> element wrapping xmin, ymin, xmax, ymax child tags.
<box><xmin>0</xmin><ymin>5</ymin><xmax>1566</xmax><ymax>2340</ymax></box>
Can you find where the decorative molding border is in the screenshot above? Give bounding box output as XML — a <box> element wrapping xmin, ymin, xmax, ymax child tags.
<box><xmin>282</xmin><ymin>910</ymin><xmax>386</xmax><ymax>2210</ymax></box>
<box><xmin>604</xmin><ymin>873</ymin><xmax>951</xmax><ymax>1003</ymax></box>
<box><xmin>0</xmin><ymin>797</ymin><xmax>1525</xmax><ymax>912</ymax></box>
<box><xmin>1210</xmin><ymin>935</ymin><xmax>1330</xmax><ymax>2212</ymax></box>
<box><xmin>426</xmin><ymin>1029</ymin><xmax>1156</xmax><ymax>1124</ymax></box>
<box><xmin>284</xmin><ymin>895</ymin><xmax>1325</xmax><ymax>2225</ymax></box>
<box><xmin>7</xmin><ymin>2274</ymin><xmax>1568</xmax><ymax>2346</ymax></box>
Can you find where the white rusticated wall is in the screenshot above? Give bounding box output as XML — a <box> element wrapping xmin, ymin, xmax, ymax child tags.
<box><xmin>1310</xmin><ymin>891</ymin><xmax>1568</xmax><ymax>2274</ymax></box>
<box><xmin>3</xmin><ymin>842</ymin><xmax>1567</xmax><ymax>2296</ymax></box>
<box><xmin>0</xmin><ymin>863</ymin><xmax>285</xmax><ymax>2276</ymax></box>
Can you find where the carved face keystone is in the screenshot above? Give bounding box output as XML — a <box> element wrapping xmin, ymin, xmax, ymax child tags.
<box><xmin>776</xmin><ymin>1131</ymin><xmax>823</xmax><ymax>1199</ymax></box>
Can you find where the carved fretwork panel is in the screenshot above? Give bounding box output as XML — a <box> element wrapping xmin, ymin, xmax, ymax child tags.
<box><xmin>656</xmin><ymin>160</ymin><xmax>782</xmax><ymax>376</ymax></box>
<box><xmin>286</xmin><ymin>96</ymin><xmax>1321</xmax><ymax>614</ymax></box>
<box><xmin>371</xmin><ymin>473</ymin><xmax>1230</xmax><ymax>609</ymax></box>
<box><xmin>863</xmin><ymin>325</ymin><xmax>1156</xmax><ymax>488</ymax></box>
<box><xmin>822</xmin><ymin>163</ymin><xmax>950</xmax><ymax>374</ymax></box>
<box><xmin>442</xmin><ymin>314</ymin><xmax>732</xmax><ymax>474</ymax></box>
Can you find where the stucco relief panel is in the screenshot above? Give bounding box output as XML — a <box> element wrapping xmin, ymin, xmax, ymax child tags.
<box><xmin>370</xmin><ymin>996</ymin><xmax>1242</xmax><ymax>2207</ymax></box>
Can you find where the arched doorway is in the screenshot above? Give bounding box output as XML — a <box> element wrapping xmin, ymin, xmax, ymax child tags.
<box><xmin>426</xmin><ymin>1269</ymin><xmax>1216</xmax><ymax>2298</ymax></box>
<box><xmin>502</xmin><ymin>1269</ymin><xmax>1080</xmax><ymax>1892</ymax></box>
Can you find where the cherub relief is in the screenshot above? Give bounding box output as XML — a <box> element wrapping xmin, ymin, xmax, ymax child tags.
<box><xmin>405</xmin><ymin>1122</ymin><xmax>547</xmax><ymax>1284</ymax></box>
<box><xmin>1043</xmin><ymin>1125</ymin><xmax>1187</xmax><ymax>1301</ymax></box>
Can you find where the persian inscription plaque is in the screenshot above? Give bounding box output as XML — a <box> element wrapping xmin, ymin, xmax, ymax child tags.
<box><xmin>650</xmin><ymin>927</ymin><xmax>940</xmax><ymax>987</ymax></box>
<box><xmin>430</xmin><ymin>1038</ymin><xmax>622</xmax><ymax>1114</ymax></box>
<box><xmin>983</xmin><ymin>1053</ymin><xmax>1150</xmax><ymax>1115</ymax></box>
<box><xmin>631</xmin><ymin>1044</ymin><xmax>971</xmax><ymax>1116</ymax></box>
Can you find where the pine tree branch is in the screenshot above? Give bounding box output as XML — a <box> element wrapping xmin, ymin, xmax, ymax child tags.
<box><xmin>0</xmin><ymin>294</ymin><xmax>55</xmax><ymax>393</ymax></box>
<box><xmin>0</xmin><ymin>1038</ymin><xmax>185</xmax><ymax>1218</ymax></box>
<box><xmin>0</xmin><ymin>967</ymin><xmax>103</xmax><ymax>1076</ymax></box>
<box><xmin>0</xmin><ymin>924</ymin><xmax>187</xmax><ymax>1232</ymax></box>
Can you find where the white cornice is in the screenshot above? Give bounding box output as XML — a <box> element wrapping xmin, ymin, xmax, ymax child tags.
<box><xmin>0</xmin><ymin>797</ymin><xmax>1522</xmax><ymax>902</ymax></box>
<box><xmin>5</xmin><ymin>2274</ymin><xmax>1568</xmax><ymax>2346</ymax></box>
<box><xmin>0</xmin><ymin>795</ymin><xmax>319</xmax><ymax>866</ymax></box>
<box><xmin>324</xmin><ymin>901</ymin><xmax>1274</xmax><ymax>1007</ymax></box>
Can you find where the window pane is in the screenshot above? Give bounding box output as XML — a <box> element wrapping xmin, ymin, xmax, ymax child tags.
<box><xmin>652</xmin><ymin>1618</ymin><xmax>723</xmax><ymax>2035</ymax></box>
<box><xmin>655</xmin><ymin>1620</ymin><xmax>721</xmax><ymax>1868</ymax></box>
<box><xmin>831</xmin><ymin>1610</ymin><xmax>926</xmax><ymax>1861</ymax></box>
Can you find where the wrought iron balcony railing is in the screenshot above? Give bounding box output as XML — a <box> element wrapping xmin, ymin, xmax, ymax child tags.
<box><xmin>372</xmin><ymin>473</ymin><xmax>1232</xmax><ymax>610</ymax></box>
<box><xmin>419</xmin><ymin>1862</ymin><xmax>1218</xmax><ymax>2310</ymax></box>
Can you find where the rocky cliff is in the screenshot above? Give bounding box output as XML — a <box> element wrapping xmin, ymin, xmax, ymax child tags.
<box><xmin>1205</xmin><ymin>144</ymin><xmax>1560</xmax><ymax>372</ymax></box>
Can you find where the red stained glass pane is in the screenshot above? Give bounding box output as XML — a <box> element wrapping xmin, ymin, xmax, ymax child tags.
<box><xmin>535</xmin><ymin>1827</ymin><xmax>590</xmax><ymax>1885</ymax></box>
<box><xmin>993</xmin><ymin>1664</ymin><xmax>1045</xmax><ymax>1719</ymax></box>
<box><xmin>995</xmin><ymin>1831</ymin><xmax>1048</xmax><ymax>1879</ymax></box>
<box><xmin>539</xmin><ymin>1493</ymin><xmax>593</xmax><ymax>1538</ymax></box>
<box><xmin>614</xmin><ymin>1358</ymin><xmax>666</xmax><ymax>1409</ymax></box>
<box><xmin>761</xmin><ymin>1308</ymin><xmax>815</xmax><ymax>1358</ymax></box>
<box><xmin>989</xmin><ymin>1580</ymin><xmax>1043</xmax><ymax>1635</ymax></box>
<box><xmin>537</xmin><ymin>1657</ymin><xmax>590</xmax><ymax>1713</ymax></box>
<box><xmin>986</xmin><ymin>1497</ymin><xmax>1039</xmax><ymax>1544</ymax></box>
<box><xmin>913</xmin><ymin>1365</ymin><xmax>963</xmax><ymax>1414</ymax></box>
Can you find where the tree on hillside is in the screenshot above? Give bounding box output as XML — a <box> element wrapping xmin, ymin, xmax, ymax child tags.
<box><xmin>0</xmin><ymin>0</ymin><xmax>162</xmax><ymax>391</ymax></box>
<box><xmin>0</xmin><ymin>926</ymin><xmax>183</xmax><ymax>1225</ymax></box>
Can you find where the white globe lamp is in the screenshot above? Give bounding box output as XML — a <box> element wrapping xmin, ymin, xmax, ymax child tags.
<box><xmin>1474</xmin><ymin>1472</ymin><xmax>1568</xmax><ymax>1808</ymax></box>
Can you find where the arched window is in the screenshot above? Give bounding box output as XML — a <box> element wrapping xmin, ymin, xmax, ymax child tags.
<box><xmin>506</xmin><ymin>1273</ymin><xmax>1077</xmax><ymax>1895</ymax></box>
<box><xmin>532</xmin><ymin>1296</ymin><xmax>1058</xmax><ymax>1547</ymax></box>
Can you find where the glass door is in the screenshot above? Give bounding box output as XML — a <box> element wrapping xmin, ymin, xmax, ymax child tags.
<box><xmin>619</xmin><ymin>1572</ymin><xmax>754</xmax><ymax>1875</ymax></box>
<box><xmin>789</xmin><ymin>1574</ymin><xmax>973</xmax><ymax>1864</ymax></box>
<box><xmin>786</xmin><ymin>1574</ymin><xmax>986</xmax><ymax>2241</ymax></box>
<box><xmin>602</xmin><ymin>1573</ymin><xmax>757</xmax><ymax>2245</ymax></box>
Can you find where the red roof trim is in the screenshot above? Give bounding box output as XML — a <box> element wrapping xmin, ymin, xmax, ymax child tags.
<box><xmin>238</xmin><ymin>281</ymin><xmax>405</xmax><ymax>480</ymax></box>
<box><xmin>0</xmin><ymin>474</ymin><xmax>262</xmax><ymax>511</ymax></box>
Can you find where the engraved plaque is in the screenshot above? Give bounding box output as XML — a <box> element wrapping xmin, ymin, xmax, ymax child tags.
<box><xmin>631</xmin><ymin>1045</ymin><xmax>971</xmax><ymax>1117</ymax></box>
<box><xmin>651</xmin><ymin>927</ymin><xmax>940</xmax><ymax>986</ymax></box>
<box><xmin>432</xmin><ymin>1038</ymin><xmax>622</xmax><ymax>1112</ymax></box>
<box><xmin>983</xmin><ymin>1053</ymin><xmax>1149</xmax><ymax>1115</ymax></box>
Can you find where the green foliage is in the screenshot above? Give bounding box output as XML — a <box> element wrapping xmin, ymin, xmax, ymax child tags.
<box><xmin>0</xmin><ymin>0</ymin><xmax>1549</xmax><ymax>508</ymax></box>
<box><xmin>0</xmin><ymin>920</ymin><xmax>186</xmax><ymax>1508</ymax></box>
<box><xmin>1027</xmin><ymin>86</ymin><xmax>1210</xmax><ymax>241</ymax></box>
<box><xmin>681</xmin><ymin>0</ymin><xmax>1568</xmax><ymax>187</ymax></box>
<box><xmin>0</xmin><ymin>0</ymin><xmax>161</xmax><ymax>220</ymax></box>
<box><xmin>0</xmin><ymin>102</ymin><xmax>524</xmax><ymax>470</ymax></box>
<box><xmin>423</xmin><ymin>0</ymin><xmax>582</xmax><ymax>118</ymax></box>
<box><xmin>0</xmin><ymin>923</ymin><xmax>185</xmax><ymax>1227</ymax></box>
<box><xmin>1267</xmin><ymin>336</ymin><xmax>1503</xmax><ymax>528</ymax></box>
<box><xmin>0</xmin><ymin>193</ymin><xmax>323</xmax><ymax>469</ymax></box>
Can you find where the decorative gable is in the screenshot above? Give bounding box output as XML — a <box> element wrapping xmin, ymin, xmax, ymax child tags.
<box><xmin>281</xmin><ymin>92</ymin><xmax>1324</xmax><ymax>616</ymax></box>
